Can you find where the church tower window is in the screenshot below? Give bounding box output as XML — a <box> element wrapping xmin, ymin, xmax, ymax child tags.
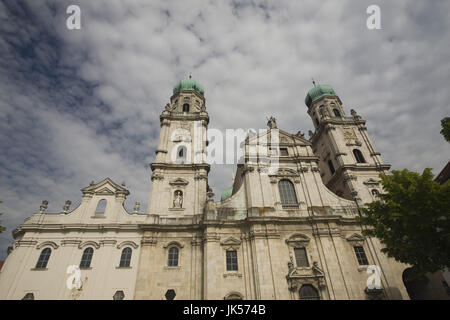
<box><xmin>333</xmin><ymin>108</ymin><xmax>341</xmax><ymax>117</ymax></box>
<box><xmin>95</xmin><ymin>199</ymin><xmax>107</xmax><ymax>215</ymax></box>
<box><xmin>80</xmin><ymin>247</ymin><xmax>94</xmax><ymax>268</ymax></box>
<box><xmin>278</xmin><ymin>179</ymin><xmax>298</xmax><ymax>207</ymax></box>
<box><xmin>35</xmin><ymin>248</ymin><xmax>51</xmax><ymax>269</ymax></box>
<box><xmin>353</xmin><ymin>149</ymin><xmax>366</xmax><ymax>163</ymax></box>
<box><xmin>168</xmin><ymin>247</ymin><xmax>179</xmax><ymax>266</ymax></box>
<box><xmin>119</xmin><ymin>247</ymin><xmax>132</xmax><ymax>267</ymax></box>
<box><xmin>328</xmin><ymin>160</ymin><xmax>335</xmax><ymax>175</ymax></box>
<box><xmin>182</xmin><ymin>103</ymin><xmax>190</xmax><ymax>112</ymax></box>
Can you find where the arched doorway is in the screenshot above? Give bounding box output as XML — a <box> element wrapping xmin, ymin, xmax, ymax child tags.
<box><xmin>402</xmin><ymin>268</ymin><xmax>429</xmax><ymax>300</ymax></box>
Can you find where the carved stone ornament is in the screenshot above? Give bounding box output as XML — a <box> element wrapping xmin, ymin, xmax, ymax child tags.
<box><xmin>286</xmin><ymin>260</ymin><xmax>327</xmax><ymax>292</ymax></box>
<box><xmin>285</xmin><ymin>233</ymin><xmax>311</xmax><ymax>247</ymax></box>
<box><xmin>39</xmin><ymin>200</ymin><xmax>48</xmax><ymax>213</ymax></box>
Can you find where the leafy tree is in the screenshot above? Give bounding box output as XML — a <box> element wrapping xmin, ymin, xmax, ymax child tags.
<box><xmin>441</xmin><ymin>117</ymin><xmax>450</xmax><ymax>142</ymax></box>
<box><xmin>0</xmin><ymin>200</ymin><xmax>5</xmax><ymax>233</ymax></box>
<box><xmin>359</xmin><ymin>169</ymin><xmax>450</xmax><ymax>277</ymax></box>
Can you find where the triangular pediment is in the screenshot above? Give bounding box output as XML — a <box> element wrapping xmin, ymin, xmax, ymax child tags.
<box><xmin>246</xmin><ymin>128</ymin><xmax>311</xmax><ymax>146</ymax></box>
<box><xmin>220</xmin><ymin>236</ymin><xmax>241</xmax><ymax>246</ymax></box>
<box><xmin>81</xmin><ymin>178</ymin><xmax>130</xmax><ymax>196</ymax></box>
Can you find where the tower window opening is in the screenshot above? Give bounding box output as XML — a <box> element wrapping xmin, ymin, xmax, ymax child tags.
<box><xmin>333</xmin><ymin>109</ymin><xmax>341</xmax><ymax>117</ymax></box>
<box><xmin>182</xmin><ymin>104</ymin><xmax>190</xmax><ymax>112</ymax></box>
<box><xmin>353</xmin><ymin>149</ymin><xmax>366</xmax><ymax>163</ymax></box>
<box><xmin>168</xmin><ymin>247</ymin><xmax>179</xmax><ymax>267</ymax></box>
<box><xmin>315</xmin><ymin>118</ymin><xmax>319</xmax><ymax>126</ymax></box>
<box><xmin>278</xmin><ymin>179</ymin><xmax>298</xmax><ymax>207</ymax></box>
<box><xmin>328</xmin><ymin>160</ymin><xmax>335</xmax><ymax>175</ymax></box>
<box><xmin>299</xmin><ymin>284</ymin><xmax>320</xmax><ymax>300</ymax></box>
<box><xmin>176</xmin><ymin>146</ymin><xmax>187</xmax><ymax>163</ymax></box>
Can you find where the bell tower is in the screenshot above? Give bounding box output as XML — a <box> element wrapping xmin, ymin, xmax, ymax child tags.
<box><xmin>147</xmin><ymin>77</ymin><xmax>210</xmax><ymax>216</ymax></box>
<box><xmin>305</xmin><ymin>83</ymin><xmax>390</xmax><ymax>205</ymax></box>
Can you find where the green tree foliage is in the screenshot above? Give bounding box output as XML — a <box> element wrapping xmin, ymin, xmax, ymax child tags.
<box><xmin>359</xmin><ymin>169</ymin><xmax>450</xmax><ymax>277</ymax></box>
<box><xmin>441</xmin><ymin>117</ymin><xmax>450</xmax><ymax>142</ymax></box>
<box><xmin>0</xmin><ymin>200</ymin><xmax>5</xmax><ymax>233</ymax></box>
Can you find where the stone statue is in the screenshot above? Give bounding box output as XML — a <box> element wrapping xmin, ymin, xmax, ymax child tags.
<box><xmin>39</xmin><ymin>200</ymin><xmax>48</xmax><ymax>213</ymax></box>
<box><xmin>173</xmin><ymin>190</ymin><xmax>183</xmax><ymax>208</ymax></box>
<box><xmin>296</xmin><ymin>131</ymin><xmax>305</xmax><ymax>139</ymax></box>
<box><xmin>90</xmin><ymin>181</ymin><xmax>94</xmax><ymax>186</ymax></box>
<box><xmin>133</xmin><ymin>201</ymin><xmax>140</xmax><ymax>213</ymax></box>
<box><xmin>63</xmin><ymin>200</ymin><xmax>71</xmax><ymax>213</ymax></box>
<box><xmin>267</xmin><ymin>116</ymin><xmax>277</xmax><ymax>129</ymax></box>
<box><xmin>165</xmin><ymin>103</ymin><xmax>171</xmax><ymax>111</ymax></box>
<box><xmin>121</xmin><ymin>181</ymin><xmax>126</xmax><ymax>187</ymax></box>
<box><xmin>308</xmin><ymin>130</ymin><xmax>314</xmax><ymax>139</ymax></box>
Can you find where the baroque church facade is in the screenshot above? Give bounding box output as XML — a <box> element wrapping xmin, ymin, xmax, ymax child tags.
<box><xmin>0</xmin><ymin>79</ymin><xmax>411</xmax><ymax>300</ymax></box>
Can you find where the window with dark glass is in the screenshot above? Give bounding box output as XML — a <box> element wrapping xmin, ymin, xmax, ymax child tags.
<box><xmin>35</xmin><ymin>248</ymin><xmax>51</xmax><ymax>269</ymax></box>
<box><xmin>168</xmin><ymin>247</ymin><xmax>179</xmax><ymax>267</ymax></box>
<box><xmin>226</xmin><ymin>250</ymin><xmax>238</xmax><ymax>271</ymax></box>
<box><xmin>354</xmin><ymin>246</ymin><xmax>369</xmax><ymax>265</ymax></box>
<box><xmin>353</xmin><ymin>149</ymin><xmax>366</xmax><ymax>163</ymax></box>
<box><xmin>294</xmin><ymin>248</ymin><xmax>309</xmax><ymax>267</ymax></box>
<box><xmin>278</xmin><ymin>179</ymin><xmax>298</xmax><ymax>207</ymax></box>
<box><xmin>333</xmin><ymin>108</ymin><xmax>341</xmax><ymax>117</ymax></box>
<box><xmin>182</xmin><ymin>104</ymin><xmax>189</xmax><ymax>112</ymax></box>
<box><xmin>119</xmin><ymin>247</ymin><xmax>132</xmax><ymax>267</ymax></box>
<box><xmin>328</xmin><ymin>160</ymin><xmax>335</xmax><ymax>175</ymax></box>
<box><xmin>80</xmin><ymin>247</ymin><xmax>94</xmax><ymax>268</ymax></box>
<box><xmin>280</xmin><ymin>148</ymin><xmax>289</xmax><ymax>156</ymax></box>
<box><xmin>299</xmin><ymin>284</ymin><xmax>320</xmax><ymax>300</ymax></box>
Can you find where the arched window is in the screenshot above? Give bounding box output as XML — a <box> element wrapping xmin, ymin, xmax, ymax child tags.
<box><xmin>278</xmin><ymin>179</ymin><xmax>298</xmax><ymax>207</ymax></box>
<box><xmin>177</xmin><ymin>146</ymin><xmax>187</xmax><ymax>163</ymax></box>
<box><xmin>119</xmin><ymin>247</ymin><xmax>132</xmax><ymax>267</ymax></box>
<box><xmin>353</xmin><ymin>149</ymin><xmax>366</xmax><ymax>163</ymax></box>
<box><xmin>299</xmin><ymin>284</ymin><xmax>320</xmax><ymax>300</ymax></box>
<box><xmin>328</xmin><ymin>160</ymin><xmax>335</xmax><ymax>175</ymax></box>
<box><xmin>80</xmin><ymin>247</ymin><xmax>94</xmax><ymax>268</ymax></box>
<box><xmin>168</xmin><ymin>247</ymin><xmax>179</xmax><ymax>267</ymax></box>
<box><xmin>95</xmin><ymin>199</ymin><xmax>107</xmax><ymax>214</ymax></box>
<box><xmin>315</xmin><ymin>118</ymin><xmax>319</xmax><ymax>126</ymax></box>
<box><xmin>35</xmin><ymin>248</ymin><xmax>51</xmax><ymax>269</ymax></box>
<box><xmin>333</xmin><ymin>108</ymin><xmax>341</xmax><ymax>117</ymax></box>
<box><xmin>182</xmin><ymin>103</ymin><xmax>190</xmax><ymax>112</ymax></box>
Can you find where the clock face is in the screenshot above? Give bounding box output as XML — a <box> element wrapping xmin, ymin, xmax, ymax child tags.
<box><xmin>342</xmin><ymin>127</ymin><xmax>356</xmax><ymax>140</ymax></box>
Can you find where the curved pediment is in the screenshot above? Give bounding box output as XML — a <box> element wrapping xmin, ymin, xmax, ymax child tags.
<box><xmin>169</xmin><ymin>178</ymin><xmax>189</xmax><ymax>186</ymax></box>
<box><xmin>285</xmin><ymin>233</ymin><xmax>311</xmax><ymax>246</ymax></box>
<box><xmin>346</xmin><ymin>233</ymin><xmax>365</xmax><ymax>242</ymax></box>
<box><xmin>78</xmin><ymin>241</ymin><xmax>101</xmax><ymax>249</ymax></box>
<box><xmin>36</xmin><ymin>241</ymin><xmax>59</xmax><ymax>250</ymax></box>
<box><xmin>117</xmin><ymin>241</ymin><xmax>139</xmax><ymax>249</ymax></box>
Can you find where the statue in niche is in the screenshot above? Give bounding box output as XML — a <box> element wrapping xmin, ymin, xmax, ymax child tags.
<box><xmin>173</xmin><ymin>190</ymin><xmax>183</xmax><ymax>208</ymax></box>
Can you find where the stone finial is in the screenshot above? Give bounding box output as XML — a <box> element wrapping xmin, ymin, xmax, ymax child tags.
<box><xmin>63</xmin><ymin>200</ymin><xmax>71</xmax><ymax>213</ymax></box>
<box><xmin>165</xmin><ymin>103</ymin><xmax>171</xmax><ymax>111</ymax></box>
<box><xmin>296</xmin><ymin>131</ymin><xmax>305</xmax><ymax>139</ymax></box>
<box><xmin>39</xmin><ymin>200</ymin><xmax>49</xmax><ymax>213</ymax></box>
<box><xmin>121</xmin><ymin>181</ymin><xmax>126</xmax><ymax>187</ymax></box>
<box><xmin>133</xmin><ymin>201</ymin><xmax>140</xmax><ymax>213</ymax></box>
<box><xmin>308</xmin><ymin>130</ymin><xmax>314</xmax><ymax>139</ymax></box>
<box><xmin>267</xmin><ymin>116</ymin><xmax>277</xmax><ymax>129</ymax></box>
<box><xmin>90</xmin><ymin>180</ymin><xmax>94</xmax><ymax>186</ymax></box>
<box><xmin>350</xmin><ymin>109</ymin><xmax>361</xmax><ymax>119</ymax></box>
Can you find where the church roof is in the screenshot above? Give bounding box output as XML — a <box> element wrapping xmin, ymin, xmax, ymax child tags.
<box><xmin>305</xmin><ymin>84</ymin><xmax>337</xmax><ymax>107</ymax></box>
<box><xmin>173</xmin><ymin>77</ymin><xmax>205</xmax><ymax>96</ymax></box>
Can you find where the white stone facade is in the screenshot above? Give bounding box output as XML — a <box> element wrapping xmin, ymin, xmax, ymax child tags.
<box><xmin>0</xmin><ymin>82</ymin><xmax>411</xmax><ymax>300</ymax></box>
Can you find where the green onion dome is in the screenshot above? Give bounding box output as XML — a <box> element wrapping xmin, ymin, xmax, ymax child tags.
<box><xmin>173</xmin><ymin>77</ymin><xmax>205</xmax><ymax>96</ymax></box>
<box><xmin>305</xmin><ymin>84</ymin><xmax>337</xmax><ymax>107</ymax></box>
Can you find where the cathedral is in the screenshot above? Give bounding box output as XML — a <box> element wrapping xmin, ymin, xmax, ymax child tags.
<box><xmin>0</xmin><ymin>78</ymin><xmax>412</xmax><ymax>300</ymax></box>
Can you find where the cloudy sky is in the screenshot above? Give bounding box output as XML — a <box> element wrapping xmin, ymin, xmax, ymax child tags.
<box><xmin>0</xmin><ymin>0</ymin><xmax>449</xmax><ymax>259</ymax></box>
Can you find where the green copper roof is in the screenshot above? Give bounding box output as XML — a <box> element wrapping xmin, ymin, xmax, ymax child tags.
<box><xmin>173</xmin><ymin>77</ymin><xmax>205</xmax><ymax>96</ymax></box>
<box><xmin>220</xmin><ymin>186</ymin><xmax>233</xmax><ymax>201</ymax></box>
<box><xmin>305</xmin><ymin>84</ymin><xmax>337</xmax><ymax>107</ymax></box>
